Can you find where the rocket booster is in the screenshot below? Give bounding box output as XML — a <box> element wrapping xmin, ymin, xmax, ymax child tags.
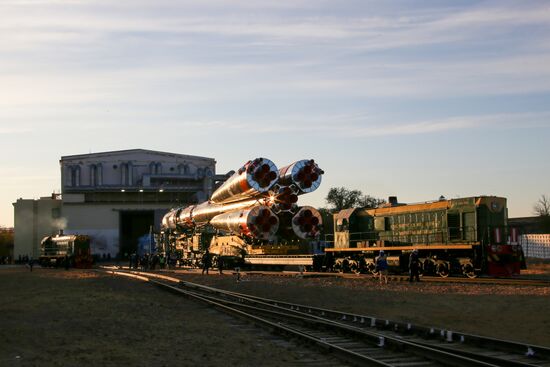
<box><xmin>210</xmin><ymin>205</ymin><xmax>279</xmax><ymax>240</ymax></box>
<box><xmin>291</xmin><ymin>206</ymin><xmax>323</xmax><ymax>239</ymax></box>
<box><xmin>278</xmin><ymin>159</ymin><xmax>324</xmax><ymax>194</ymax></box>
<box><xmin>210</xmin><ymin>158</ymin><xmax>279</xmax><ymax>204</ymax></box>
<box><xmin>161</xmin><ymin>157</ymin><xmax>324</xmax><ymax>240</ymax></box>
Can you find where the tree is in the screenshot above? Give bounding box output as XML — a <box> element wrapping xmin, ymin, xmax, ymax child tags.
<box><xmin>325</xmin><ymin>187</ymin><xmax>385</xmax><ymax>212</ymax></box>
<box><xmin>533</xmin><ymin>195</ymin><xmax>550</xmax><ymax>216</ymax></box>
<box><xmin>0</xmin><ymin>227</ymin><xmax>14</xmax><ymax>258</ymax></box>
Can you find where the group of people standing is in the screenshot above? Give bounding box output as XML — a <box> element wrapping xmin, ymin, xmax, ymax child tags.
<box><xmin>201</xmin><ymin>249</ymin><xmax>224</xmax><ymax>275</ymax></box>
<box><xmin>128</xmin><ymin>253</ymin><xmax>168</xmax><ymax>270</ymax></box>
<box><xmin>374</xmin><ymin>249</ymin><xmax>421</xmax><ymax>284</ymax></box>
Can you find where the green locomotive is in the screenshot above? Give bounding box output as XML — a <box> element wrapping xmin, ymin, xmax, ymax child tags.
<box><xmin>326</xmin><ymin>196</ymin><xmax>524</xmax><ymax>277</ymax></box>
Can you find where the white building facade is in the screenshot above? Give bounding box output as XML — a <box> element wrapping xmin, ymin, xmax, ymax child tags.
<box><xmin>14</xmin><ymin>149</ymin><xmax>221</xmax><ymax>258</ymax></box>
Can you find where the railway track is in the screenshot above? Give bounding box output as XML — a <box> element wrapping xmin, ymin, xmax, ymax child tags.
<box><xmin>103</xmin><ymin>268</ymin><xmax>550</xmax><ymax>367</ymax></box>
<box><xmin>154</xmin><ymin>267</ymin><xmax>550</xmax><ymax>287</ymax></box>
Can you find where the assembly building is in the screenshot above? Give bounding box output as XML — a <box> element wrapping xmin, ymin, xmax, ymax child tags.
<box><xmin>13</xmin><ymin>149</ymin><xmax>224</xmax><ymax>259</ymax></box>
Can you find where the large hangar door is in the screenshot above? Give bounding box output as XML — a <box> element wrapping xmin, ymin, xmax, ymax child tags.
<box><xmin>119</xmin><ymin>211</ymin><xmax>154</xmax><ymax>257</ymax></box>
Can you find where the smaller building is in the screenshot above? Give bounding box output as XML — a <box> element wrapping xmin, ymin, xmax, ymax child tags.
<box><xmin>12</xmin><ymin>196</ymin><xmax>62</xmax><ymax>260</ymax></box>
<box><xmin>508</xmin><ymin>216</ymin><xmax>550</xmax><ymax>234</ymax></box>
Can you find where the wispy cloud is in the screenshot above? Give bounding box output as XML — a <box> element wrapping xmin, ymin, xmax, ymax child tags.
<box><xmin>0</xmin><ymin>127</ymin><xmax>32</xmax><ymax>134</ymax></box>
<box><xmin>131</xmin><ymin>111</ymin><xmax>550</xmax><ymax>137</ymax></box>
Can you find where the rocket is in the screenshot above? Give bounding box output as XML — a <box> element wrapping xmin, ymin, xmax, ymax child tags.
<box><xmin>161</xmin><ymin>158</ymin><xmax>324</xmax><ymax>240</ymax></box>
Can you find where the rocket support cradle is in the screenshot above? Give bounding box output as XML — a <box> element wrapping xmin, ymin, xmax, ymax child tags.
<box><xmin>161</xmin><ymin>158</ymin><xmax>324</xmax><ymax>240</ymax></box>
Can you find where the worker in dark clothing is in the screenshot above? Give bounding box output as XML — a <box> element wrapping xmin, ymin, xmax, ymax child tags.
<box><xmin>202</xmin><ymin>249</ymin><xmax>211</xmax><ymax>275</ymax></box>
<box><xmin>217</xmin><ymin>256</ymin><xmax>224</xmax><ymax>275</ymax></box>
<box><xmin>409</xmin><ymin>249</ymin><xmax>421</xmax><ymax>282</ymax></box>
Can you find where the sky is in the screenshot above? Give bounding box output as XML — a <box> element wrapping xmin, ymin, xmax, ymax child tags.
<box><xmin>1</xmin><ymin>0</ymin><xmax>550</xmax><ymax>227</ymax></box>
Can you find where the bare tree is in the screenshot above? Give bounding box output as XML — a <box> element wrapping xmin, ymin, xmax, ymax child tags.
<box><xmin>533</xmin><ymin>194</ymin><xmax>550</xmax><ymax>216</ymax></box>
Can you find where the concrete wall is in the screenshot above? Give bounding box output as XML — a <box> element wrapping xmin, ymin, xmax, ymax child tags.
<box><xmin>13</xmin><ymin>197</ymin><xmax>62</xmax><ymax>260</ymax></box>
<box><xmin>63</xmin><ymin>203</ymin><xmax>169</xmax><ymax>257</ymax></box>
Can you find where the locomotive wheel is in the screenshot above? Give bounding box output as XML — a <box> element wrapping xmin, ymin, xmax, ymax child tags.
<box><xmin>437</xmin><ymin>262</ymin><xmax>450</xmax><ymax>278</ymax></box>
<box><xmin>367</xmin><ymin>262</ymin><xmax>377</xmax><ymax>275</ymax></box>
<box><xmin>349</xmin><ymin>260</ymin><xmax>360</xmax><ymax>274</ymax></box>
<box><xmin>334</xmin><ymin>259</ymin><xmax>344</xmax><ymax>273</ymax></box>
<box><xmin>463</xmin><ymin>263</ymin><xmax>477</xmax><ymax>278</ymax></box>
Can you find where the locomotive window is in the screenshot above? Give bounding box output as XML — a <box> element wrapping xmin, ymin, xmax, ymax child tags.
<box><xmin>448</xmin><ymin>213</ymin><xmax>461</xmax><ymax>240</ymax></box>
<box><xmin>374</xmin><ymin>217</ymin><xmax>386</xmax><ymax>231</ymax></box>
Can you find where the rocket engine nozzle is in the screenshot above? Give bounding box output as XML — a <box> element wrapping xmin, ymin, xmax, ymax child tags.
<box><xmin>210</xmin><ymin>158</ymin><xmax>279</xmax><ymax>204</ymax></box>
<box><xmin>210</xmin><ymin>205</ymin><xmax>279</xmax><ymax>240</ymax></box>
<box><xmin>291</xmin><ymin>206</ymin><xmax>323</xmax><ymax>239</ymax></box>
<box><xmin>269</xmin><ymin>185</ymin><xmax>299</xmax><ymax>213</ymax></box>
<box><xmin>278</xmin><ymin>159</ymin><xmax>323</xmax><ymax>194</ymax></box>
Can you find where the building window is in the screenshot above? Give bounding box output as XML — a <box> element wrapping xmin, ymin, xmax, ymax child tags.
<box><xmin>121</xmin><ymin>163</ymin><xmax>128</xmax><ymax>185</ymax></box>
<box><xmin>97</xmin><ymin>163</ymin><xmax>103</xmax><ymax>186</ymax></box>
<box><xmin>149</xmin><ymin>162</ymin><xmax>162</xmax><ymax>175</ymax></box>
<box><xmin>69</xmin><ymin>165</ymin><xmax>81</xmax><ymax>187</ymax></box>
<box><xmin>90</xmin><ymin>165</ymin><xmax>97</xmax><ymax>186</ymax></box>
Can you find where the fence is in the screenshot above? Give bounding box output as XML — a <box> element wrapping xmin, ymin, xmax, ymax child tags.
<box><xmin>520</xmin><ymin>234</ymin><xmax>550</xmax><ymax>259</ymax></box>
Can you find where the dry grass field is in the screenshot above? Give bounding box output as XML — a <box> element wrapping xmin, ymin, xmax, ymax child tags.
<box><xmin>1</xmin><ymin>263</ymin><xmax>549</xmax><ymax>366</ymax></box>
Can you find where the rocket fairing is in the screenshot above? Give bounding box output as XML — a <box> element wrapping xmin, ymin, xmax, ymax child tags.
<box><xmin>210</xmin><ymin>158</ymin><xmax>279</xmax><ymax>204</ymax></box>
<box><xmin>277</xmin><ymin>160</ymin><xmax>324</xmax><ymax>194</ymax></box>
<box><xmin>210</xmin><ymin>205</ymin><xmax>279</xmax><ymax>240</ymax></box>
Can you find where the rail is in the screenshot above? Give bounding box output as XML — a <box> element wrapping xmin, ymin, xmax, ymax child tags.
<box><xmin>102</xmin><ymin>268</ymin><xmax>550</xmax><ymax>367</ymax></box>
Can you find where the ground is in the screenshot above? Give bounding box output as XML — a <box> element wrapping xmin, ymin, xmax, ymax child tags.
<box><xmin>1</xmin><ymin>262</ymin><xmax>549</xmax><ymax>366</ymax></box>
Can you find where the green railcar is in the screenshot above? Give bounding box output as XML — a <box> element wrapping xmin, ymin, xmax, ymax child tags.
<box><xmin>326</xmin><ymin>196</ymin><xmax>524</xmax><ymax>277</ymax></box>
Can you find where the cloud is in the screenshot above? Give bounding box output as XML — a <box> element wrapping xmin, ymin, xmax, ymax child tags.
<box><xmin>0</xmin><ymin>127</ymin><xmax>32</xmax><ymax>134</ymax></box>
<box><xmin>127</xmin><ymin>111</ymin><xmax>549</xmax><ymax>137</ymax></box>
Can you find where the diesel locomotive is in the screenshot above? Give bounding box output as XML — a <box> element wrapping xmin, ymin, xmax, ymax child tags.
<box><xmin>39</xmin><ymin>232</ymin><xmax>93</xmax><ymax>268</ymax></box>
<box><xmin>327</xmin><ymin>196</ymin><xmax>525</xmax><ymax>277</ymax></box>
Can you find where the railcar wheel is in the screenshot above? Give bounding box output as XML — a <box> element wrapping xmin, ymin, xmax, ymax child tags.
<box><xmin>437</xmin><ymin>262</ymin><xmax>450</xmax><ymax>278</ymax></box>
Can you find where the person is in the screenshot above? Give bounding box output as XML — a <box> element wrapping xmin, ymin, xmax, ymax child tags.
<box><xmin>375</xmin><ymin>250</ymin><xmax>388</xmax><ymax>284</ymax></box>
<box><xmin>409</xmin><ymin>249</ymin><xmax>421</xmax><ymax>282</ymax></box>
<box><xmin>64</xmin><ymin>254</ymin><xmax>70</xmax><ymax>270</ymax></box>
<box><xmin>28</xmin><ymin>257</ymin><xmax>34</xmax><ymax>272</ymax></box>
<box><xmin>202</xmin><ymin>249</ymin><xmax>211</xmax><ymax>275</ymax></box>
<box><xmin>159</xmin><ymin>254</ymin><xmax>165</xmax><ymax>269</ymax></box>
<box><xmin>217</xmin><ymin>255</ymin><xmax>224</xmax><ymax>275</ymax></box>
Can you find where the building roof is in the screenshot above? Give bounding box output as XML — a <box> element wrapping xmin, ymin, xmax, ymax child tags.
<box><xmin>60</xmin><ymin>149</ymin><xmax>215</xmax><ymax>163</ymax></box>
